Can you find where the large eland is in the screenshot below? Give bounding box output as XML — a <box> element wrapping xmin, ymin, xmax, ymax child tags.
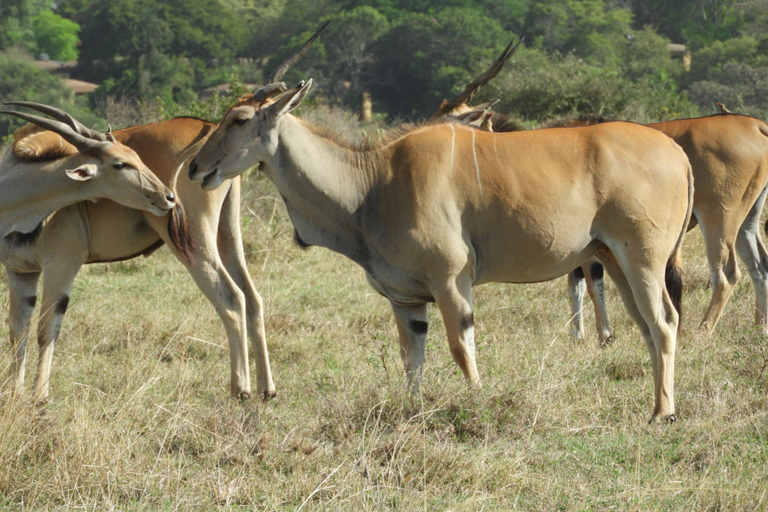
<box><xmin>188</xmin><ymin>78</ymin><xmax>693</xmax><ymax>424</ymax></box>
<box><xmin>0</xmin><ymin>25</ymin><xmax>329</xmax><ymax>404</ymax></box>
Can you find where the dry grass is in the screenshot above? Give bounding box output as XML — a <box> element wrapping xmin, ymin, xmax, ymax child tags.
<box><xmin>2</xmin><ymin>172</ymin><xmax>768</xmax><ymax>510</ymax></box>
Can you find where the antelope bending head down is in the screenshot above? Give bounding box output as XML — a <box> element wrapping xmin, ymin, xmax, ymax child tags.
<box><xmin>0</xmin><ymin>102</ymin><xmax>176</xmax><ymax>237</ymax></box>
<box><xmin>189</xmin><ymin>77</ymin><xmax>693</xmax><ymax>424</ymax></box>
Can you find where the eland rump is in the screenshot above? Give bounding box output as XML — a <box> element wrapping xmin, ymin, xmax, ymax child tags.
<box><xmin>189</xmin><ymin>80</ymin><xmax>693</xmax><ymax>423</ymax></box>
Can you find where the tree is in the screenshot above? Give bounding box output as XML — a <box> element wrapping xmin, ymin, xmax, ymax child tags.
<box><xmin>0</xmin><ymin>0</ymin><xmax>50</xmax><ymax>51</ymax></box>
<box><xmin>627</xmin><ymin>0</ymin><xmax>743</xmax><ymax>47</ymax></box>
<box><xmin>622</xmin><ymin>26</ymin><xmax>680</xmax><ymax>82</ymax></box>
<box><xmin>75</xmin><ymin>0</ymin><xmax>248</xmax><ymax>101</ymax></box>
<box><xmin>368</xmin><ymin>7</ymin><xmax>511</xmax><ymax>118</ymax></box>
<box><xmin>319</xmin><ymin>7</ymin><xmax>389</xmax><ymax>109</ymax></box>
<box><xmin>525</xmin><ymin>0</ymin><xmax>635</xmax><ymax>67</ymax></box>
<box><xmin>31</xmin><ymin>11</ymin><xmax>81</xmax><ymax>61</ymax></box>
<box><xmin>687</xmin><ymin>63</ymin><xmax>768</xmax><ymax>118</ymax></box>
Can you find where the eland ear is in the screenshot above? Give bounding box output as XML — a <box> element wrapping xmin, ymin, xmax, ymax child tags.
<box><xmin>66</xmin><ymin>163</ymin><xmax>99</xmax><ymax>181</ymax></box>
<box><xmin>269</xmin><ymin>79</ymin><xmax>313</xmax><ymax>119</ymax></box>
<box><xmin>458</xmin><ymin>110</ymin><xmax>485</xmax><ymax>123</ymax></box>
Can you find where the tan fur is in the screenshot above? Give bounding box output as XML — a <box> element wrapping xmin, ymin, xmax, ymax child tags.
<box><xmin>446</xmin><ymin>101</ymin><xmax>768</xmax><ymax>339</ymax></box>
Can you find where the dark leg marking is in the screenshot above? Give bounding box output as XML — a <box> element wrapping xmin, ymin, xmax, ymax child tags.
<box><xmin>55</xmin><ymin>296</ymin><xmax>70</xmax><ymax>315</ymax></box>
<box><xmin>51</xmin><ymin>324</ymin><xmax>62</xmax><ymax>344</ymax></box>
<box><xmin>25</xmin><ymin>295</ymin><xmax>37</xmax><ymax>309</ymax></box>
<box><xmin>461</xmin><ymin>313</ymin><xmax>475</xmax><ymax>330</ymax></box>
<box><xmin>573</xmin><ymin>266</ymin><xmax>585</xmax><ymax>279</ymax></box>
<box><xmin>590</xmin><ymin>262</ymin><xmax>605</xmax><ymax>280</ymax></box>
<box><xmin>410</xmin><ymin>320</ymin><xmax>428</xmax><ymax>335</ymax></box>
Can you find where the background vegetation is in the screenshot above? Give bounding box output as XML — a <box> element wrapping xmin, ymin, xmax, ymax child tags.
<box><xmin>2</xmin><ymin>0</ymin><xmax>768</xmax><ymax>509</ymax></box>
<box><xmin>3</xmin><ymin>0</ymin><xmax>768</xmax><ymax>137</ymax></box>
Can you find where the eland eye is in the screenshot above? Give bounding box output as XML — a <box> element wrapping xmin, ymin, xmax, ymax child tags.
<box><xmin>113</xmin><ymin>162</ymin><xmax>127</xmax><ymax>170</ymax></box>
<box><xmin>233</xmin><ymin>117</ymin><xmax>249</xmax><ymax>126</ymax></box>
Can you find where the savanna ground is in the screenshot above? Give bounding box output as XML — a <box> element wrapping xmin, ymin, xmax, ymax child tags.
<box><xmin>2</xmin><ymin>161</ymin><xmax>768</xmax><ymax>510</ymax></box>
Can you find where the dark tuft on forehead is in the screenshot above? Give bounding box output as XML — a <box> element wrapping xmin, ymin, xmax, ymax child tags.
<box><xmin>11</xmin><ymin>125</ymin><xmax>77</xmax><ymax>162</ymax></box>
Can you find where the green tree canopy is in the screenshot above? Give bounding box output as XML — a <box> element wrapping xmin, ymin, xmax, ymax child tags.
<box><xmin>76</xmin><ymin>0</ymin><xmax>248</xmax><ymax>101</ymax></box>
<box><xmin>318</xmin><ymin>7</ymin><xmax>389</xmax><ymax>105</ymax></box>
<box><xmin>0</xmin><ymin>0</ymin><xmax>50</xmax><ymax>50</ymax></box>
<box><xmin>31</xmin><ymin>11</ymin><xmax>81</xmax><ymax>61</ymax></box>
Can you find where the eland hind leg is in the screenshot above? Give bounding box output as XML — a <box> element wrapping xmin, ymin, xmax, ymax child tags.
<box><xmin>433</xmin><ymin>271</ymin><xmax>481</xmax><ymax>388</ymax></box>
<box><xmin>584</xmin><ymin>259</ymin><xmax>613</xmax><ymax>346</ymax></box>
<box><xmin>6</xmin><ymin>269</ymin><xmax>40</xmax><ymax>398</ymax></box>
<box><xmin>596</xmin><ymin>249</ymin><xmax>679</xmax><ymax>423</ymax></box>
<box><xmin>567</xmin><ymin>267</ymin><xmax>587</xmax><ymax>340</ymax></box>
<box><xmin>568</xmin><ymin>257</ymin><xmax>613</xmax><ymax>345</ymax></box>
<box><xmin>697</xmin><ymin>211</ymin><xmax>742</xmax><ymax>332</ymax></box>
<box><xmin>735</xmin><ymin>185</ymin><xmax>768</xmax><ymax>333</ymax></box>
<box><xmin>217</xmin><ymin>180</ymin><xmax>275</xmax><ymax>398</ymax></box>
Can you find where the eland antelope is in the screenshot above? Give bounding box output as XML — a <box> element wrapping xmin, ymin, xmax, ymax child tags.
<box><xmin>436</xmin><ymin>41</ymin><xmax>768</xmax><ymax>339</ymax></box>
<box><xmin>188</xmin><ymin>79</ymin><xmax>694</xmax><ymax>424</ymax></box>
<box><xmin>1</xmin><ymin>103</ymin><xmax>181</xmax><ymax>402</ymax></box>
<box><xmin>1</xmin><ymin>107</ymin><xmax>272</xmax><ymax>403</ymax></box>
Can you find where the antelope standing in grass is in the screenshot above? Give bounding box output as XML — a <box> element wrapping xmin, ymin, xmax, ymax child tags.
<box><xmin>1</xmin><ymin>105</ymin><xmax>273</xmax><ymax>403</ymax></box>
<box><xmin>1</xmin><ymin>104</ymin><xmax>179</xmax><ymax>401</ymax></box>
<box><xmin>436</xmin><ymin>41</ymin><xmax>768</xmax><ymax>339</ymax></box>
<box><xmin>189</xmin><ymin>78</ymin><xmax>693</xmax><ymax>424</ymax></box>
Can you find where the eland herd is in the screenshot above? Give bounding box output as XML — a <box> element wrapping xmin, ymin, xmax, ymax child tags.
<box><xmin>3</xmin><ymin>24</ymin><xmax>768</xmax><ymax>425</ymax></box>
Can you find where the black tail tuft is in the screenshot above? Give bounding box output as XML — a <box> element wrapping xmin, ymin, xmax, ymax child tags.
<box><xmin>665</xmin><ymin>257</ymin><xmax>684</xmax><ymax>335</ymax></box>
<box><xmin>167</xmin><ymin>202</ymin><xmax>196</xmax><ymax>265</ymax></box>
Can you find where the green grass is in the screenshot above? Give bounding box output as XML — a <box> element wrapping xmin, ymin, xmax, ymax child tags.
<box><xmin>2</xmin><ymin>173</ymin><xmax>768</xmax><ymax>510</ymax></box>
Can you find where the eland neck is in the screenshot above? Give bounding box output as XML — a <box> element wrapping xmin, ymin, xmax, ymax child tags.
<box><xmin>266</xmin><ymin>115</ymin><xmax>384</xmax><ymax>263</ymax></box>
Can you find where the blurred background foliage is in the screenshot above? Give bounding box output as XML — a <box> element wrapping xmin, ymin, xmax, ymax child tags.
<box><xmin>1</xmin><ymin>0</ymin><xmax>766</xmax><ymax>138</ymax></box>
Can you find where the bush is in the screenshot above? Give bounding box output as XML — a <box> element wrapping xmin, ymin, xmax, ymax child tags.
<box><xmin>481</xmin><ymin>47</ymin><xmax>698</xmax><ymax>124</ymax></box>
<box><xmin>687</xmin><ymin>63</ymin><xmax>768</xmax><ymax>118</ymax></box>
<box><xmin>31</xmin><ymin>11</ymin><xmax>80</xmax><ymax>61</ymax></box>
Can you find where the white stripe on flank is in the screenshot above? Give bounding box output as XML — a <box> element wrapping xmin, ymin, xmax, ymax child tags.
<box><xmin>472</xmin><ymin>129</ymin><xmax>483</xmax><ymax>192</ymax></box>
<box><xmin>449</xmin><ymin>124</ymin><xmax>456</xmax><ymax>175</ymax></box>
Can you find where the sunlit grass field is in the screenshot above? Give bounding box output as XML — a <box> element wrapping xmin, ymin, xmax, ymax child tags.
<box><xmin>2</xmin><ymin>168</ymin><xmax>768</xmax><ymax>510</ymax></box>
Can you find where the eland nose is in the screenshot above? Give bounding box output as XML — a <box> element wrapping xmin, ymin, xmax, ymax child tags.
<box><xmin>166</xmin><ymin>191</ymin><xmax>176</xmax><ymax>203</ymax></box>
<box><xmin>188</xmin><ymin>161</ymin><xmax>198</xmax><ymax>179</ymax></box>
